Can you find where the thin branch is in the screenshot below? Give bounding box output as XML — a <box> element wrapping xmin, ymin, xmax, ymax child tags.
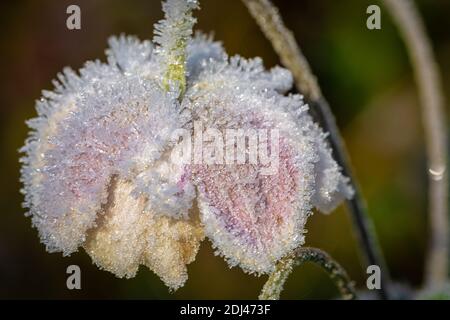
<box><xmin>242</xmin><ymin>0</ymin><xmax>393</xmax><ymax>299</ymax></box>
<box><xmin>259</xmin><ymin>247</ymin><xmax>356</xmax><ymax>300</ymax></box>
<box><xmin>383</xmin><ymin>0</ymin><xmax>448</xmax><ymax>288</ymax></box>
<box><xmin>241</xmin><ymin>0</ymin><xmax>321</xmax><ymax>100</ymax></box>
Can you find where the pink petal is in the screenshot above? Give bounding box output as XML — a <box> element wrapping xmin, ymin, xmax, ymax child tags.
<box><xmin>192</xmin><ymin>138</ymin><xmax>309</xmax><ymax>274</ymax></box>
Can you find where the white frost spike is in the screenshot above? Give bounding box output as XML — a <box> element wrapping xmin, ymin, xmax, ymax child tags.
<box><xmin>186</xmin><ymin>32</ymin><xmax>226</xmax><ymax>83</ymax></box>
<box><xmin>106</xmin><ymin>34</ymin><xmax>154</xmax><ymax>75</ymax></box>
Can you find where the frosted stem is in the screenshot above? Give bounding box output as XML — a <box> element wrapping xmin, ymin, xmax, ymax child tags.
<box><xmin>153</xmin><ymin>0</ymin><xmax>199</xmax><ymax>94</ymax></box>
<box><xmin>383</xmin><ymin>0</ymin><xmax>448</xmax><ymax>288</ymax></box>
<box><xmin>242</xmin><ymin>0</ymin><xmax>393</xmax><ymax>299</ymax></box>
<box><xmin>259</xmin><ymin>247</ymin><xmax>356</xmax><ymax>300</ymax></box>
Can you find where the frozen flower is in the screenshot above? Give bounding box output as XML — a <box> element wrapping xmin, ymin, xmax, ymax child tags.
<box><xmin>20</xmin><ymin>0</ymin><xmax>353</xmax><ymax>290</ymax></box>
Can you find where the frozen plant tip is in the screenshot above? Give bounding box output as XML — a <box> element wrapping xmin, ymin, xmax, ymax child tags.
<box><xmin>20</xmin><ymin>0</ymin><xmax>353</xmax><ymax>291</ymax></box>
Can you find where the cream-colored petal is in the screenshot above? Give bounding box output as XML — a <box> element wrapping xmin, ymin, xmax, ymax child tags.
<box><xmin>84</xmin><ymin>178</ymin><xmax>149</xmax><ymax>278</ymax></box>
<box><xmin>83</xmin><ymin>178</ymin><xmax>204</xmax><ymax>289</ymax></box>
<box><xmin>144</xmin><ymin>212</ymin><xmax>204</xmax><ymax>290</ymax></box>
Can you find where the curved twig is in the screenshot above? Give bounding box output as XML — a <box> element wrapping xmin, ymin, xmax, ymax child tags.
<box><xmin>383</xmin><ymin>0</ymin><xmax>448</xmax><ymax>288</ymax></box>
<box><xmin>242</xmin><ymin>0</ymin><xmax>393</xmax><ymax>299</ymax></box>
<box><xmin>259</xmin><ymin>247</ymin><xmax>356</xmax><ymax>300</ymax></box>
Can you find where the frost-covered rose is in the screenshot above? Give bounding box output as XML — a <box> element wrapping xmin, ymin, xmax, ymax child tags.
<box><xmin>20</xmin><ymin>0</ymin><xmax>352</xmax><ymax>290</ymax></box>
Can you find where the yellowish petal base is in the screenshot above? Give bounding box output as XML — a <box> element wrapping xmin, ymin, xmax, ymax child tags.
<box><xmin>84</xmin><ymin>178</ymin><xmax>204</xmax><ymax>290</ymax></box>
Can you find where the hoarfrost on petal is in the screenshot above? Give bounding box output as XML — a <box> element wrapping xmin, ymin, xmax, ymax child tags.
<box><xmin>144</xmin><ymin>209</ymin><xmax>205</xmax><ymax>290</ymax></box>
<box><xmin>106</xmin><ymin>34</ymin><xmax>155</xmax><ymax>76</ymax></box>
<box><xmin>283</xmin><ymin>100</ymin><xmax>354</xmax><ymax>213</ymax></box>
<box><xmin>84</xmin><ymin>179</ymin><xmax>204</xmax><ymax>290</ymax></box>
<box><xmin>20</xmin><ymin>51</ymin><xmax>186</xmax><ymax>255</ymax></box>
<box><xmin>193</xmin><ymin>142</ymin><xmax>310</xmax><ymax>274</ymax></box>
<box><xmin>185</xmin><ymin>69</ymin><xmax>316</xmax><ymax>273</ymax></box>
<box><xmin>186</xmin><ymin>32</ymin><xmax>226</xmax><ymax>83</ymax></box>
<box><xmin>133</xmin><ymin>152</ymin><xmax>196</xmax><ymax>219</ymax></box>
<box><xmin>184</xmin><ymin>53</ymin><xmax>351</xmax><ymax>273</ymax></box>
<box><xmin>311</xmin><ymin>134</ymin><xmax>354</xmax><ymax>213</ymax></box>
<box><xmin>84</xmin><ymin>178</ymin><xmax>149</xmax><ymax>278</ymax></box>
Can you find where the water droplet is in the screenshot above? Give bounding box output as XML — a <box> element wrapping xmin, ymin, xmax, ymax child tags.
<box><xmin>429</xmin><ymin>165</ymin><xmax>446</xmax><ymax>181</ymax></box>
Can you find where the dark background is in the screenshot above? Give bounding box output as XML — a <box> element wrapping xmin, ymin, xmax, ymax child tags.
<box><xmin>0</xmin><ymin>0</ymin><xmax>449</xmax><ymax>299</ymax></box>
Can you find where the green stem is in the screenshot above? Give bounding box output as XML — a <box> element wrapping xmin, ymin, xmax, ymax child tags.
<box><xmin>153</xmin><ymin>0</ymin><xmax>199</xmax><ymax>95</ymax></box>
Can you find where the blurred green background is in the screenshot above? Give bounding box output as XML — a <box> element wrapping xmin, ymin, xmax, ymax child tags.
<box><xmin>0</xmin><ymin>0</ymin><xmax>449</xmax><ymax>299</ymax></box>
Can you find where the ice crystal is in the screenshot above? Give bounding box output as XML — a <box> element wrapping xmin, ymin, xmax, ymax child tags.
<box><xmin>20</xmin><ymin>0</ymin><xmax>353</xmax><ymax>290</ymax></box>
